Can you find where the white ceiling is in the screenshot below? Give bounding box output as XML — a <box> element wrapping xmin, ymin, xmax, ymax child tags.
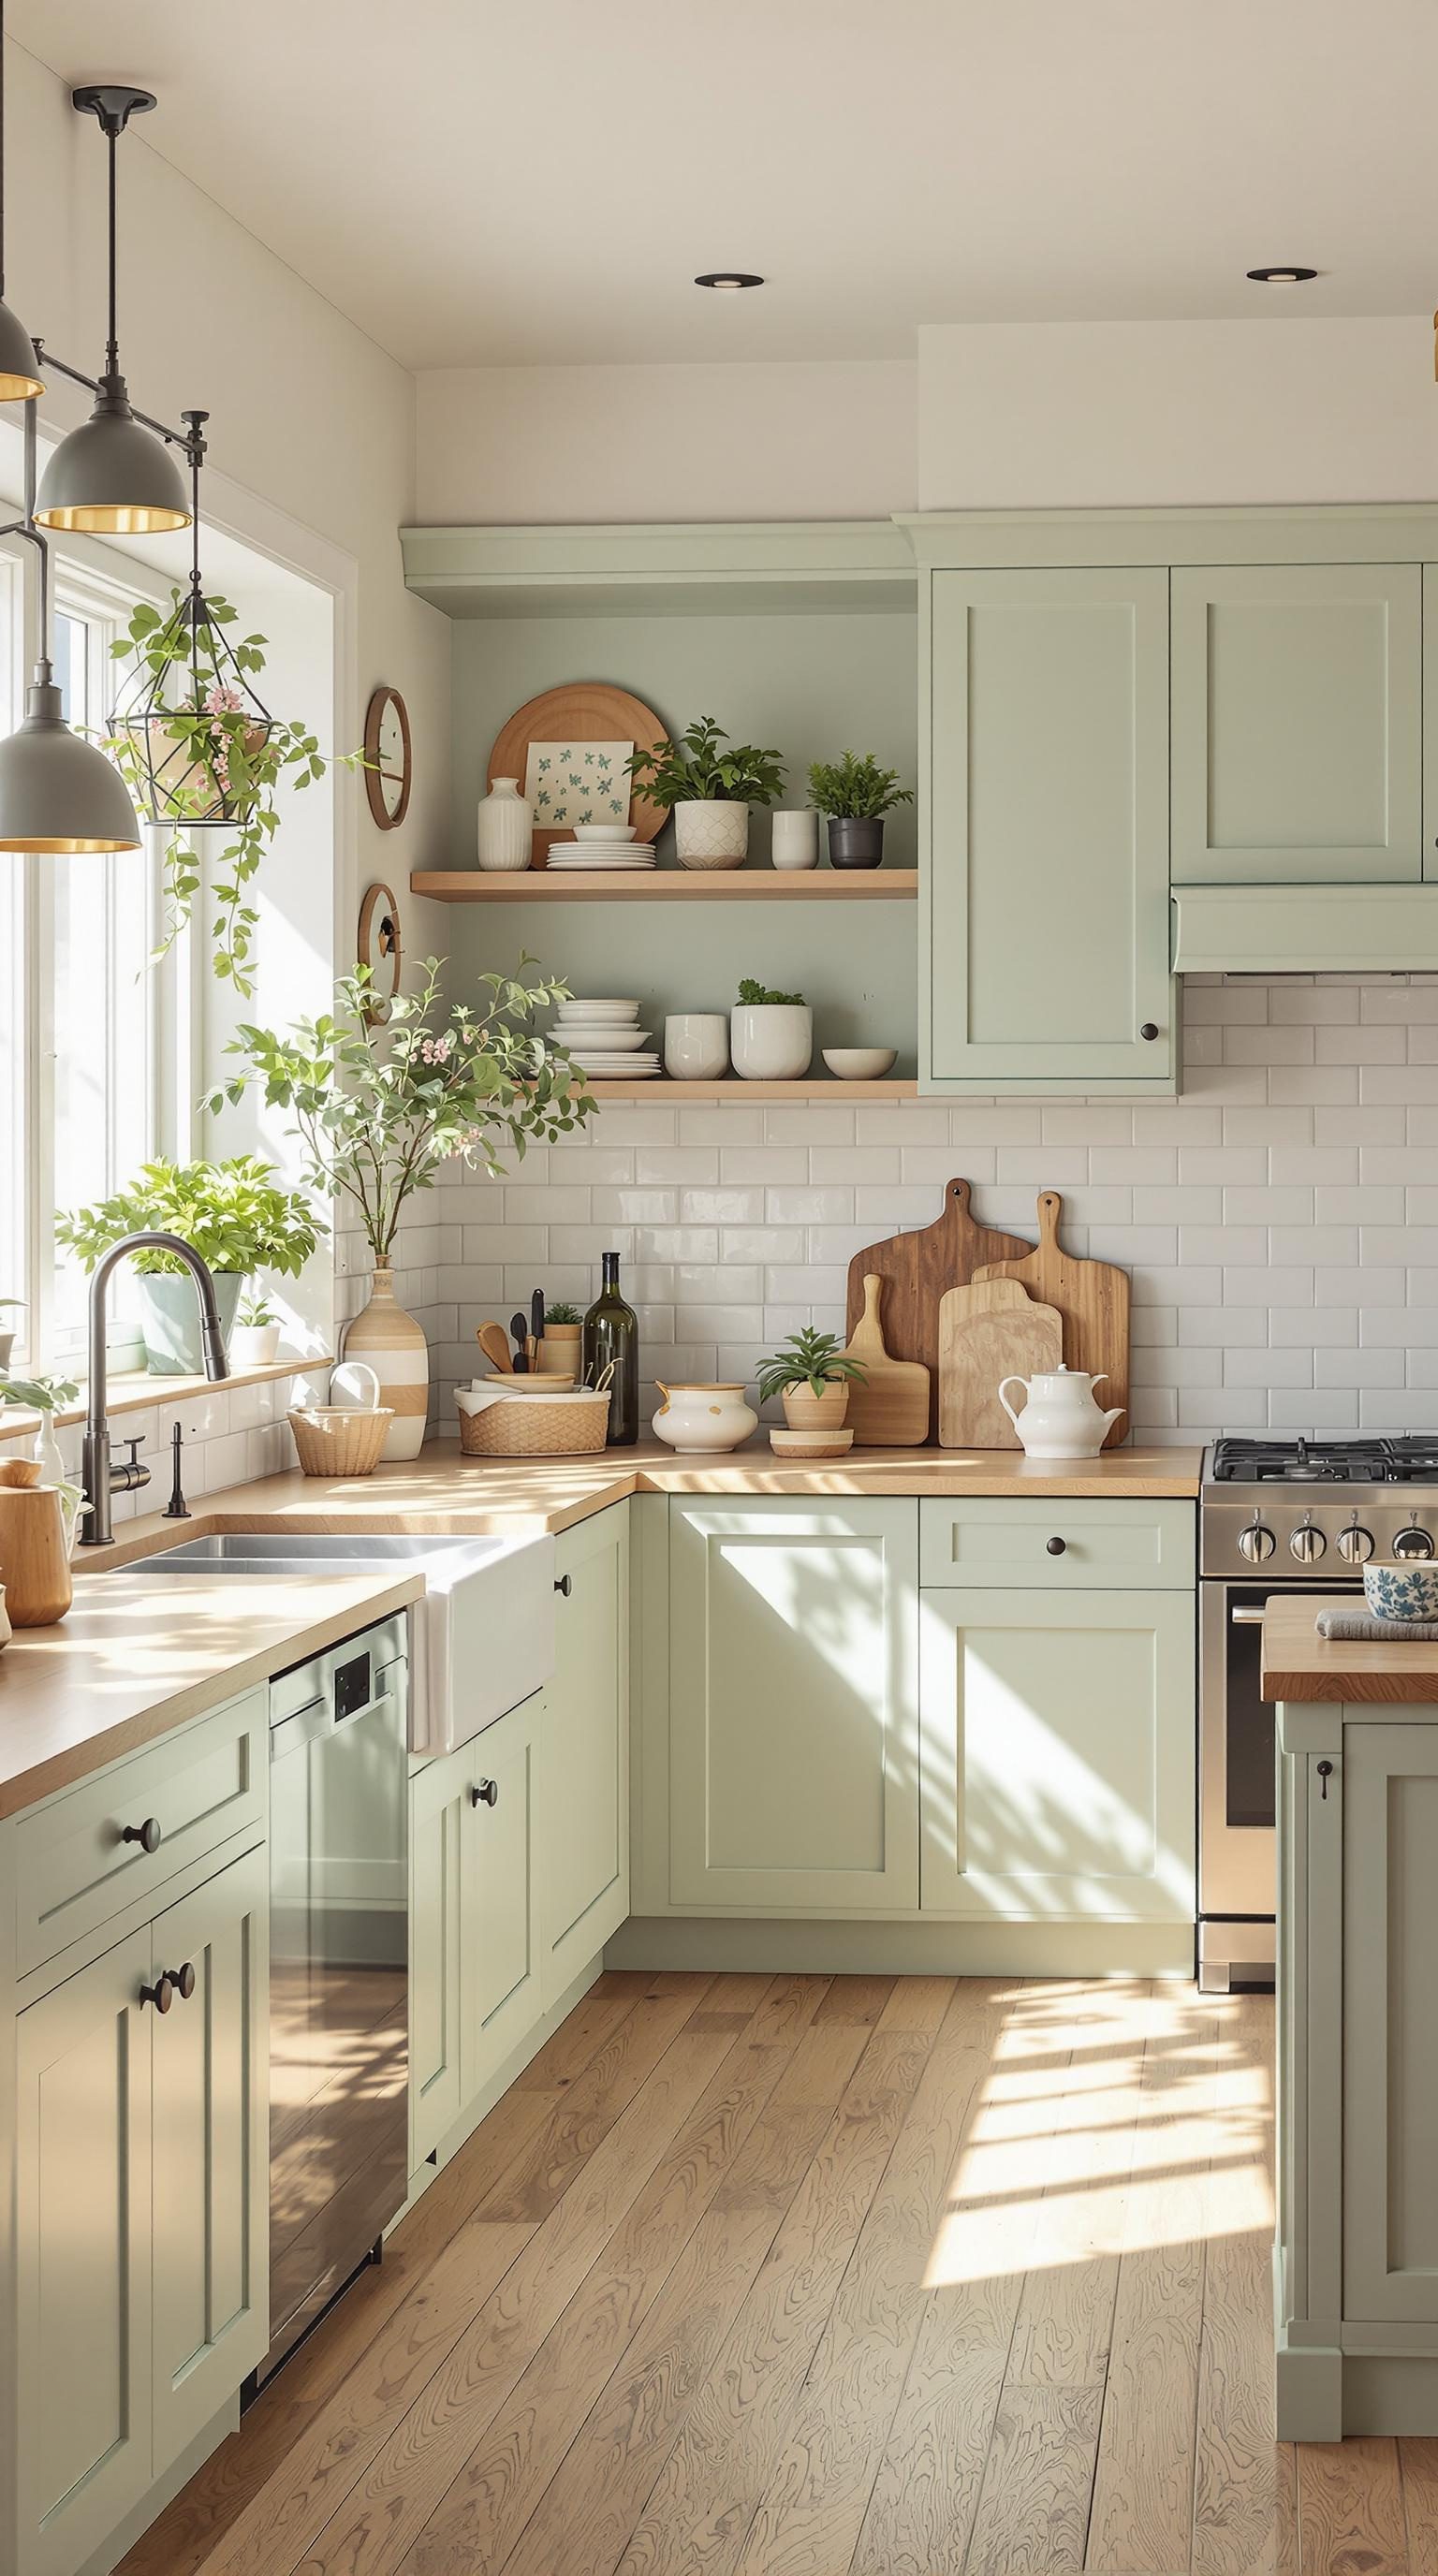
<box><xmin>14</xmin><ymin>0</ymin><xmax>1438</xmax><ymax>371</ymax></box>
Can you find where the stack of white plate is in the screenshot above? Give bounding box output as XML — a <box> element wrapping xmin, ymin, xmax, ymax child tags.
<box><xmin>553</xmin><ymin>997</ymin><xmax>661</xmax><ymax>1079</ymax></box>
<box><xmin>547</xmin><ymin>823</ymin><xmax>655</xmax><ymax>872</ymax></box>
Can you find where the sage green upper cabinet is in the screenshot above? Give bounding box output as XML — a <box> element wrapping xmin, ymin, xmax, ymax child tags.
<box><xmin>1171</xmin><ymin>564</ymin><xmax>1423</xmax><ymax>885</ymax></box>
<box><xmin>925</xmin><ymin>566</ymin><xmax>1172</xmax><ymax>1090</ymax></box>
<box><xmin>668</xmin><ymin>1500</ymin><xmax>919</xmax><ymax>1912</ymax></box>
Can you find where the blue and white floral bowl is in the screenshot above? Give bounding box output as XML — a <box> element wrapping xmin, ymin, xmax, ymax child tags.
<box><xmin>1363</xmin><ymin>1560</ymin><xmax>1438</xmax><ymax>1622</ymax></box>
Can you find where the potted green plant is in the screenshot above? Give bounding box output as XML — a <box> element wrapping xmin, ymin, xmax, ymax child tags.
<box><xmin>730</xmin><ymin>977</ymin><xmax>812</xmax><ymax>1080</ymax></box>
<box><xmin>55</xmin><ymin>1158</ymin><xmax>318</xmax><ymax>1376</ymax></box>
<box><xmin>1</xmin><ymin>1368</ymin><xmax>81</xmax><ymax>1493</ymax></box>
<box><xmin>807</xmin><ymin>751</ymin><xmax>914</xmax><ymax>871</ymax></box>
<box><xmin>0</xmin><ymin>1299</ymin><xmax>22</xmax><ymax>1374</ymax></box>
<box><xmin>756</xmin><ymin>1328</ymin><xmax>867</xmax><ymax>1431</ymax></box>
<box><xmin>537</xmin><ymin>1298</ymin><xmax>582</xmax><ymax>1377</ymax></box>
<box><xmin>628</xmin><ymin>718</ymin><xmax>785</xmax><ymax>871</ymax></box>
<box><xmin>231</xmin><ymin>1291</ymin><xmax>283</xmax><ymax>1369</ymax></box>
<box><xmin>207</xmin><ymin>955</ymin><xmax>596</xmax><ymax>1459</ymax></box>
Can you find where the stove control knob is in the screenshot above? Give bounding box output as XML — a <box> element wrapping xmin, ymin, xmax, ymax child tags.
<box><xmin>1237</xmin><ymin>1516</ymin><xmax>1276</xmax><ymax>1564</ymax></box>
<box><xmin>1394</xmin><ymin>1520</ymin><xmax>1436</xmax><ymax>1561</ymax></box>
<box><xmin>1337</xmin><ymin>1518</ymin><xmax>1376</xmax><ymax>1565</ymax></box>
<box><xmin>1289</xmin><ymin>1515</ymin><xmax>1327</xmax><ymax>1563</ymax></box>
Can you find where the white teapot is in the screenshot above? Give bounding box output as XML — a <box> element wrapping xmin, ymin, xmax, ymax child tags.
<box><xmin>998</xmin><ymin>1365</ymin><xmax>1124</xmax><ymax>1460</ymax></box>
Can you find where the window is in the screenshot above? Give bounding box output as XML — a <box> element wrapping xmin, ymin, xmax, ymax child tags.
<box><xmin>0</xmin><ymin>550</ymin><xmax>170</xmax><ymax>1368</ymax></box>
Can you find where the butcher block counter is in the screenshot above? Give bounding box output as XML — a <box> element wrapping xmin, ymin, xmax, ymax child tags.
<box><xmin>1262</xmin><ymin>1592</ymin><xmax>1438</xmax><ymax>1701</ymax></box>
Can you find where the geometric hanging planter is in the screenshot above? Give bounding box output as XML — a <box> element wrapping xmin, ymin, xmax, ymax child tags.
<box><xmin>108</xmin><ymin>579</ymin><xmax>274</xmax><ymax>829</ymax></box>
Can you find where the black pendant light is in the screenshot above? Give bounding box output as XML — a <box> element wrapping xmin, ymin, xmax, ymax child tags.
<box><xmin>35</xmin><ymin>85</ymin><xmax>189</xmax><ymax>534</ymax></box>
<box><xmin>0</xmin><ymin>2</ymin><xmax>43</xmax><ymax>399</ymax></box>
<box><xmin>0</xmin><ymin>402</ymin><xmax>141</xmax><ymax>850</ymax></box>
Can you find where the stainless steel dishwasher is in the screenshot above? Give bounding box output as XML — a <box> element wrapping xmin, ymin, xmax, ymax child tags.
<box><xmin>257</xmin><ymin>1612</ymin><xmax>409</xmax><ymax>2387</ymax></box>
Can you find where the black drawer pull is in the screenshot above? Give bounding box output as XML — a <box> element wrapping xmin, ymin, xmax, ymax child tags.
<box><xmin>555</xmin><ymin>1573</ymin><xmax>572</xmax><ymax>1597</ymax></box>
<box><xmin>1046</xmin><ymin>1536</ymin><xmax>1066</xmax><ymax>1556</ymax></box>
<box><xmin>122</xmin><ymin>1816</ymin><xmax>162</xmax><ymax>1853</ymax></box>
<box><xmin>1139</xmin><ymin>1022</ymin><xmax>1160</xmax><ymax>1042</ymax></box>
<box><xmin>1317</xmin><ymin>1760</ymin><xmax>1333</xmax><ymax>1801</ymax></box>
<box><xmin>164</xmin><ymin>1961</ymin><xmax>197</xmax><ymax>2001</ymax></box>
<box><xmin>471</xmin><ymin>1778</ymin><xmax>499</xmax><ymax>1808</ymax></box>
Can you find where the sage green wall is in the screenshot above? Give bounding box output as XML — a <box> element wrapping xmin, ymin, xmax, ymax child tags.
<box><xmin>445</xmin><ymin>610</ymin><xmax>917</xmax><ymax>1066</ymax></box>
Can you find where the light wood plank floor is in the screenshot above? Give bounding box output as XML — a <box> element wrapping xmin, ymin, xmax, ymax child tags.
<box><xmin>117</xmin><ymin>1970</ymin><xmax>1435</xmax><ymax>2576</ymax></box>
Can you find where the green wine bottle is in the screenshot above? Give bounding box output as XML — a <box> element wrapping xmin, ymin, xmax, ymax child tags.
<box><xmin>583</xmin><ymin>1251</ymin><xmax>638</xmax><ymax>1447</ymax></box>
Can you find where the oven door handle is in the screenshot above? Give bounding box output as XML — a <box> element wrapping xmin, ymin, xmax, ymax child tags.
<box><xmin>1230</xmin><ymin>1604</ymin><xmax>1269</xmax><ymax>1625</ymax></box>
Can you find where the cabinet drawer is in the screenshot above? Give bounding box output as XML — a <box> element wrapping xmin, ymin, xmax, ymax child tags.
<box><xmin>14</xmin><ymin>1688</ymin><xmax>267</xmax><ymax>1978</ymax></box>
<box><xmin>919</xmin><ymin>1497</ymin><xmax>1195</xmax><ymax>1590</ymax></box>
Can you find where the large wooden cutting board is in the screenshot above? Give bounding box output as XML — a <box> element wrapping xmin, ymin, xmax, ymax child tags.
<box><xmin>972</xmin><ymin>1190</ymin><xmax>1131</xmax><ymax>1449</ymax></box>
<box><xmin>937</xmin><ymin>1279</ymin><xmax>1064</xmax><ymax>1449</ymax></box>
<box><xmin>843</xmin><ymin>1276</ymin><xmax>932</xmax><ymax>1448</ymax></box>
<box><xmin>844</xmin><ymin>1179</ymin><xmax>1034</xmax><ymax>1442</ymax></box>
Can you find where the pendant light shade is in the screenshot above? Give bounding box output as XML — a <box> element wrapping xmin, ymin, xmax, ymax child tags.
<box><xmin>0</xmin><ymin>669</ymin><xmax>140</xmax><ymax>851</ymax></box>
<box><xmin>35</xmin><ymin>85</ymin><xmax>188</xmax><ymax>535</ymax></box>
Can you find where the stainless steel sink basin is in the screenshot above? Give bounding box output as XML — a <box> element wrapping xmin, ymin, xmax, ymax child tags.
<box><xmin>115</xmin><ymin>1529</ymin><xmax>557</xmax><ymax>1753</ymax></box>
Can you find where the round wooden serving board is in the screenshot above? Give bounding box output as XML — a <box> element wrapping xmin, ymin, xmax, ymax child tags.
<box><xmin>488</xmin><ymin>682</ymin><xmax>669</xmax><ymax>869</ymax></box>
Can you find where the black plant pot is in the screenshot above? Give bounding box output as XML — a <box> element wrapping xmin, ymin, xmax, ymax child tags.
<box><xmin>827</xmin><ymin>816</ymin><xmax>885</xmax><ymax>870</ymax></box>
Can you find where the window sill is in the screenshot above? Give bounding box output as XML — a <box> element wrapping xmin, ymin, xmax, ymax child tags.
<box><xmin>0</xmin><ymin>1354</ymin><xmax>333</xmax><ymax>1445</ymax></box>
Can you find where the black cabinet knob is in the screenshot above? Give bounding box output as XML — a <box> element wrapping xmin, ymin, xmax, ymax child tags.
<box><xmin>471</xmin><ymin>1778</ymin><xmax>499</xmax><ymax>1808</ymax></box>
<box><xmin>122</xmin><ymin>1816</ymin><xmax>162</xmax><ymax>1853</ymax></box>
<box><xmin>1317</xmin><ymin>1759</ymin><xmax>1334</xmax><ymax>1802</ymax></box>
<box><xmin>139</xmin><ymin>1974</ymin><xmax>174</xmax><ymax>2013</ymax></box>
<box><xmin>1139</xmin><ymin>1022</ymin><xmax>1160</xmax><ymax>1042</ymax></box>
<box><xmin>166</xmin><ymin>1961</ymin><xmax>197</xmax><ymax>2002</ymax></box>
<box><xmin>555</xmin><ymin>1573</ymin><xmax>572</xmax><ymax>1597</ymax></box>
<box><xmin>1046</xmin><ymin>1535</ymin><xmax>1066</xmax><ymax>1556</ymax></box>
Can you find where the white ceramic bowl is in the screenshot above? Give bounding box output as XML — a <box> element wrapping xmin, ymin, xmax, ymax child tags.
<box><xmin>556</xmin><ymin>998</ymin><xmax>638</xmax><ymax>1017</ymax></box>
<box><xmin>822</xmin><ymin>1047</ymin><xmax>898</xmax><ymax>1081</ymax></box>
<box><xmin>1364</xmin><ymin>1560</ymin><xmax>1438</xmax><ymax>1621</ymax></box>
<box><xmin>573</xmin><ymin>824</ymin><xmax>637</xmax><ymax>842</ymax></box>
<box><xmin>561</xmin><ymin>1026</ymin><xmax>653</xmax><ymax>1051</ymax></box>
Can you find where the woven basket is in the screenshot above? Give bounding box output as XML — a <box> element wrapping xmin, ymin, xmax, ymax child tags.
<box><xmin>287</xmin><ymin>1406</ymin><xmax>394</xmax><ymax>1478</ymax></box>
<box><xmin>458</xmin><ymin>1388</ymin><xmax>611</xmax><ymax>1457</ymax></box>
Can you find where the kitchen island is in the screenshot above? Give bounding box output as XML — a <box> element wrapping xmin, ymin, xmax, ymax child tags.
<box><xmin>1266</xmin><ymin>1597</ymin><xmax>1438</xmax><ymax>2439</ymax></box>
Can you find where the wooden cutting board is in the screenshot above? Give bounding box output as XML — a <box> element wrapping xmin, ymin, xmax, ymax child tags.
<box><xmin>843</xmin><ymin>1275</ymin><xmax>932</xmax><ymax>1448</ymax></box>
<box><xmin>844</xmin><ymin>1179</ymin><xmax>1034</xmax><ymax>1441</ymax></box>
<box><xmin>937</xmin><ymin>1279</ymin><xmax>1064</xmax><ymax>1449</ymax></box>
<box><xmin>972</xmin><ymin>1190</ymin><xmax>1131</xmax><ymax>1449</ymax></box>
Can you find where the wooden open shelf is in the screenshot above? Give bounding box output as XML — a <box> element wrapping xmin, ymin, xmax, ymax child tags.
<box><xmin>583</xmin><ymin>1078</ymin><xmax>918</xmax><ymax>1101</ymax></box>
<box><xmin>411</xmin><ymin>869</ymin><xmax>917</xmax><ymax>903</ymax></box>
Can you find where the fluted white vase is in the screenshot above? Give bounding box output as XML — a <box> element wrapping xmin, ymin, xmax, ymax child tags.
<box><xmin>477</xmin><ymin>775</ymin><xmax>533</xmax><ymax>871</ymax></box>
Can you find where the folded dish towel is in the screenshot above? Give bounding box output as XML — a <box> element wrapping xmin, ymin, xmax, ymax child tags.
<box><xmin>1315</xmin><ymin>1609</ymin><xmax>1438</xmax><ymax>1642</ymax></box>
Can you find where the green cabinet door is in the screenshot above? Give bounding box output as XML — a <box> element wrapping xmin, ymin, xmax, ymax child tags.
<box><xmin>925</xmin><ymin>566</ymin><xmax>1172</xmax><ymax>1089</ymax></box>
<box><xmin>1172</xmin><ymin>563</ymin><xmax>1422</xmax><ymax>884</ymax></box>
<box><xmin>15</xmin><ymin>1931</ymin><xmax>153</xmax><ymax>2576</ymax></box>
<box><xmin>461</xmin><ymin>1689</ymin><xmax>543</xmax><ymax>2094</ymax></box>
<box><xmin>542</xmin><ymin>1503</ymin><xmax>630</xmax><ymax>2003</ymax></box>
<box><xmin>1343</xmin><ymin>1720</ymin><xmax>1438</xmax><ymax>2324</ymax></box>
<box><xmin>919</xmin><ymin>1588</ymin><xmax>1195</xmax><ymax>1922</ymax></box>
<box><xmin>409</xmin><ymin>1750</ymin><xmax>465</xmax><ymax>2170</ymax></box>
<box><xmin>149</xmin><ymin>1845</ymin><xmax>269</xmax><ymax>2469</ymax></box>
<box><xmin>668</xmin><ymin>1500</ymin><xmax>920</xmax><ymax>1912</ymax></box>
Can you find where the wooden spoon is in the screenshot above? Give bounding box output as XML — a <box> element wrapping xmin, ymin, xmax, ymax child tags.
<box><xmin>475</xmin><ymin>1321</ymin><xmax>515</xmax><ymax>1374</ymax></box>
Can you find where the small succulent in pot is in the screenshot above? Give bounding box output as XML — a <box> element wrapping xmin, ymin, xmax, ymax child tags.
<box><xmin>629</xmin><ymin>719</ymin><xmax>786</xmax><ymax>871</ymax></box>
<box><xmin>231</xmin><ymin>1291</ymin><xmax>284</xmax><ymax>1368</ymax></box>
<box><xmin>807</xmin><ymin>751</ymin><xmax>914</xmax><ymax>871</ymax></box>
<box><xmin>756</xmin><ymin>1326</ymin><xmax>867</xmax><ymax>1430</ymax></box>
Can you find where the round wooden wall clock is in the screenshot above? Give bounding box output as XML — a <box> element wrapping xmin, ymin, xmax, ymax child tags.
<box><xmin>357</xmin><ymin>882</ymin><xmax>403</xmax><ymax>1022</ymax></box>
<box><xmin>363</xmin><ymin>685</ymin><xmax>412</xmax><ymax>828</ymax></box>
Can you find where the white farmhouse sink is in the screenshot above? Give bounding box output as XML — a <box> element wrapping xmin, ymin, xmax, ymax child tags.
<box><xmin>128</xmin><ymin>1530</ymin><xmax>556</xmax><ymax>1754</ymax></box>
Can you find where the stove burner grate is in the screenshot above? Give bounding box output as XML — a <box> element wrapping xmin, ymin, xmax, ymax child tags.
<box><xmin>1210</xmin><ymin>1435</ymin><xmax>1438</xmax><ymax>1486</ymax></box>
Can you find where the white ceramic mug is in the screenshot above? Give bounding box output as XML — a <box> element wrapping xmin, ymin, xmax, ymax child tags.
<box><xmin>664</xmin><ymin>1013</ymin><xmax>729</xmax><ymax>1079</ymax></box>
<box><xmin>771</xmin><ymin>809</ymin><xmax>819</xmax><ymax>871</ymax></box>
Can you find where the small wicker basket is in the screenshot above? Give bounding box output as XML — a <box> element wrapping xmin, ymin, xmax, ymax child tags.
<box><xmin>457</xmin><ymin>1387</ymin><xmax>611</xmax><ymax>1458</ymax></box>
<box><xmin>287</xmin><ymin>1405</ymin><xmax>394</xmax><ymax>1478</ymax></box>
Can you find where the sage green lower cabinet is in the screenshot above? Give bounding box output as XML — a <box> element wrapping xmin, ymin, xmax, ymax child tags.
<box><xmin>1277</xmin><ymin>1703</ymin><xmax>1438</xmax><ymax>2438</ymax></box>
<box><xmin>408</xmin><ymin>1750</ymin><xmax>465</xmax><ymax>2169</ymax></box>
<box><xmin>667</xmin><ymin>1500</ymin><xmax>920</xmax><ymax>1912</ymax></box>
<box><xmin>1171</xmin><ymin>563</ymin><xmax>1423</xmax><ymax>885</ymax></box>
<box><xmin>542</xmin><ymin>1504</ymin><xmax>630</xmax><ymax>2002</ymax></box>
<box><xmin>12</xmin><ymin>1839</ymin><xmax>268</xmax><ymax>2576</ymax></box>
<box><xmin>919</xmin><ymin>1589</ymin><xmax>1196</xmax><ymax>1923</ymax></box>
<box><xmin>924</xmin><ymin>565</ymin><xmax>1173</xmax><ymax>1090</ymax></box>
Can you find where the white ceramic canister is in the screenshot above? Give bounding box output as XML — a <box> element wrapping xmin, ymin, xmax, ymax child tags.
<box><xmin>652</xmin><ymin>1382</ymin><xmax>758</xmax><ymax>1453</ymax></box>
<box><xmin>477</xmin><ymin>775</ymin><xmax>534</xmax><ymax>871</ymax></box>
<box><xmin>664</xmin><ymin>1013</ymin><xmax>729</xmax><ymax>1079</ymax></box>
<box><xmin>730</xmin><ymin>1003</ymin><xmax>813</xmax><ymax>1081</ymax></box>
<box><xmin>770</xmin><ymin>809</ymin><xmax>819</xmax><ymax>870</ymax></box>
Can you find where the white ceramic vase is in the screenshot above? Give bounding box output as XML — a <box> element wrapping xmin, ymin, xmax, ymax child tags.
<box><xmin>673</xmin><ymin>799</ymin><xmax>749</xmax><ymax>871</ymax></box>
<box><xmin>730</xmin><ymin>1003</ymin><xmax>813</xmax><ymax>1081</ymax></box>
<box><xmin>664</xmin><ymin>1013</ymin><xmax>729</xmax><ymax>1079</ymax></box>
<box><xmin>771</xmin><ymin>809</ymin><xmax>819</xmax><ymax>871</ymax></box>
<box><xmin>477</xmin><ymin>775</ymin><xmax>533</xmax><ymax>871</ymax></box>
<box><xmin>652</xmin><ymin>1383</ymin><xmax>758</xmax><ymax>1453</ymax></box>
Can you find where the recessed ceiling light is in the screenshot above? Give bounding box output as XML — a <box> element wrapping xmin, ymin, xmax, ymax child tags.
<box><xmin>1246</xmin><ymin>266</ymin><xmax>1318</xmax><ymax>285</ymax></box>
<box><xmin>695</xmin><ymin>271</ymin><xmax>764</xmax><ymax>290</ymax></box>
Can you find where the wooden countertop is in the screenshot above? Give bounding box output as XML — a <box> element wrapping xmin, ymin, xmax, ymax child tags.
<box><xmin>1263</xmin><ymin>1594</ymin><xmax>1438</xmax><ymax>1703</ymax></box>
<box><xmin>0</xmin><ymin>1568</ymin><xmax>423</xmax><ymax>1818</ymax></box>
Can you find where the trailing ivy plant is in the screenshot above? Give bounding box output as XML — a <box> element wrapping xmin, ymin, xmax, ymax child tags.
<box><xmin>629</xmin><ymin>718</ymin><xmax>785</xmax><ymax>808</ymax></box>
<box><xmin>205</xmin><ymin>956</ymin><xmax>596</xmax><ymax>1266</ymax></box>
<box><xmin>106</xmin><ymin>591</ymin><xmax>358</xmax><ymax>1000</ymax></box>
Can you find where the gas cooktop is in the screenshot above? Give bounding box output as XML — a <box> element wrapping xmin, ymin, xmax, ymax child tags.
<box><xmin>1208</xmin><ymin>1436</ymin><xmax>1438</xmax><ymax>1486</ymax></box>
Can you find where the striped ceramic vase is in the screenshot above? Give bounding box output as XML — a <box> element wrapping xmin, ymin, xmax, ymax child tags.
<box><xmin>343</xmin><ymin>1261</ymin><xmax>428</xmax><ymax>1460</ymax></box>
